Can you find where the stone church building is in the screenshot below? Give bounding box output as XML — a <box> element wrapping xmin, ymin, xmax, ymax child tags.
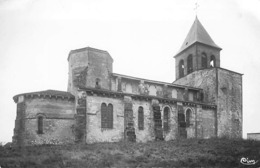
<box><xmin>12</xmin><ymin>17</ymin><xmax>243</xmax><ymax>146</ymax></box>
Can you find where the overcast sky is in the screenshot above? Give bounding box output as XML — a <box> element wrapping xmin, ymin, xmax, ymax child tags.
<box><xmin>0</xmin><ymin>0</ymin><xmax>259</xmax><ymax>143</ymax></box>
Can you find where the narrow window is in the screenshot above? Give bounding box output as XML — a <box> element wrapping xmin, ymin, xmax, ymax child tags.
<box><xmin>186</xmin><ymin>109</ymin><xmax>192</xmax><ymax>127</ymax></box>
<box><xmin>107</xmin><ymin>104</ymin><xmax>113</xmax><ymax>129</ymax></box>
<box><xmin>179</xmin><ymin>60</ymin><xmax>184</xmax><ymax>78</ymax></box>
<box><xmin>37</xmin><ymin>116</ymin><xmax>43</xmax><ymax>134</ymax></box>
<box><xmin>101</xmin><ymin>103</ymin><xmax>113</xmax><ymax>129</ymax></box>
<box><xmin>101</xmin><ymin>103</ymin><xmax>108</xmax><ymax>128</ymax></box>
<box><xmin>178</xmin><ymin>113</ymin><xmax>186</xmax><ymax>127</ymax></box>
<box><xmin>201</xmin><ymin>53</ymin><xmax>207</xmax><ymax>69</ymax></box>
<box><xmin>95</xmin><ymin>78</ymin><xmax>101</xmax><ymax>89</ymax></box>
<box><xmin>138</xmin><ymin>106</ymin><xmax>144</xmax><ymax>130</ymax></box>
<box><xmin>187</xmin><ymin>55</ymin><xmax>193</xmax><ymax>74</ymax></box>
<box><xmin>163</xmin><ymin>107</ymin><xmax>170</xmax><ymax>132</ymax></box>
<box><xmin>210</xmin><ymin>55</ymin><xmax>216</xmax><ymax>67</ymax></box>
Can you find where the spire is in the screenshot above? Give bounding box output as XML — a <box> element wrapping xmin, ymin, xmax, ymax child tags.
<box><xmin>175</xmin><ymin>17</ymin><xmax>221</xmax><ymax>56</ymax></box>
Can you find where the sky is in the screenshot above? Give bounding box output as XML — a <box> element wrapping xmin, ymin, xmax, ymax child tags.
<box><xmin>0</xmin><ymin>0</ymin><xmax>260</xmax><ymax>143</ymax></box>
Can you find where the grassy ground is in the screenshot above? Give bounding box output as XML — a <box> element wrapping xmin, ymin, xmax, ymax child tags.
<box><xmin>0</xmin><ymin>138</ymin><xmax>260</xmax><ymax>168</ymax></box>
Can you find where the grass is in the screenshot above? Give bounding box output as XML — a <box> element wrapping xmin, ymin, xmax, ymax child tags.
<box><xmin>0</xmin><ymin>138</ymin><xmax>260</xmax><ymax>167</ymax></box>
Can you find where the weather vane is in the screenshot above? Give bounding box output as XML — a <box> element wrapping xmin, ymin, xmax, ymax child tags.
<box><xmin>194</xmin><ymin>1</ymin><xmax>199</xmax><ymax>16</ymax></box>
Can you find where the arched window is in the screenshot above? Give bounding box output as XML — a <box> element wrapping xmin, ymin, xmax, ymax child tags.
<box><xmin>101</xmin><ymin>103</ymin><xmax>113</xmax><ymax>129</ymax></box>
<box><xmin>163</xmin><ymin>107</ymin><xmax>170</xmax><ymax>132</ymax></box>
<box><xmin>101</xmin><ymin>103</ymin><xmax>107</xmax><ymax>128</ymax></box>
<box><xmin>186</xmin><ymin>109</ymin><xmax>192</xmax><ymax>127</ymax></box>
<box><xmin>37</xmin><ymin>116</ymin><xmax>43</xmax><ymax>134</ymax></box>
<box><xmin>201</xmin><ymin>53</ymin><xmax>207</xmax><ymax>69</ymax></box>
<box><xmin>95</xmin><ymin>78</ymin><xmax>101</xmax><ymax>89</ymax></box>
<box><xmin>138</xmin><ymin>106</ymin><xmax>144</xmax><ymax>130</ymax></box>
<box><xmin>107</xmin><ymin>104</ymin><xmax>113</xmax><ymax>128</ymax></box>
<box><xmin>179</xmin><ymin>59</ymin><xmax>184</xmax><ymax>78</ymax></box>
<box><xmin>210</xmin><ymin>55</ymin><xmax>216</xmax><ymax>67</ymax></box>
<box><xmin>187</xmin><ymin>55</ymin><xmax>193</xmax><ymax>74</ymax></box>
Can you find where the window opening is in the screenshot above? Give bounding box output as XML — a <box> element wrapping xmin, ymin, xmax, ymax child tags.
<box><xmin>179</xmin><ymin>60</ymin><xmax>185</xmax><ymax>78</ymax></box>
<box><xmin>138</xmin><ymin>106</ymin><xmax>144</xmax><ymax>130</ymax></box>
<box><xmin>163</xmin><ymin>107</ymin><xmax>170</xmax><ymax>132</ymax></box>
<box><xmin>187</xmin><ymin>55</ymin><xmax>193</xmax><ymax>74</ymax></box>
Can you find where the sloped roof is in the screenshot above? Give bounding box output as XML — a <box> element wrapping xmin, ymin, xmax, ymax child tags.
<box><xmin>67</xmin><ymin>46</ymin><xmax>113</xmax><ymax>62</ymax></box>
<box><xmin>13</xmin><ymin>89</ymin><xmax>75</xmax><ymax>102</ymax></box>
<box><xmin>175</xmin><ymin>17</ymin><xmax>221</xmax><ymax>57</ymax></box>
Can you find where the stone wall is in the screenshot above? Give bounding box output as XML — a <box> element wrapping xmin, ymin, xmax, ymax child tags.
<box><xmin>247</xmin><ymin>133</ymin><xmax>260</xmax><ymax>140</ymax></box>
<box><xmin>174</xmin><ymin>43</ymin><xmax>220</xmax><ymax>80</ymax></box>
<box><xmin>173</xmin><ymin>67</ymin><xmax>242</xmax><ymax>138</ymax></box>
<box><xmin>25</xmin><ymin>119</ymin><xmax>75</xmax><ymax>145</ymax></box>
<box><xmin>67</xmin><ymin>47</ymin><xmax>113</xmax><ymax>95</ymax></box>
<box><xmin>132</xmin><ymin>99</ymin><xmax>154</xmax><ymax>142</ymax></box>
<box><xmin>85</xmin><ymin>95</ymin><xmax>125</xmax><ymax>143</ymax></box>
<box><xmin>183</xmin><ymin>105</ymin><xmax>196</xmax><ymax>139</ymax></box>
<box><xmin>18</xmin><ymin>97</ymin><xmax>75</xmax><ymax>145</ymax></box>
<box><xmin>110</xmin><ymin>76</ymin><xmax>200</xmax><ymax>103</ymax></box>
<box><xmin>75</xmin><ymin>91</ymin><xmax>87</xmax><ymax>143</ymax></box>
<box><xmin>160</xmin><ymin>103</ymin><xmax>178</xmax><ymax>141</ymax></box>
<box><xmin>173</xmin><ymin>68</ymin><xmax>217</xmax><ymax>104</ymax></box>
<box><xmin>217</xmin><ymin>68</ymin><xmax>242</xmax><ymax>138</ymax></box>
<box><xmin>196</xmin><ymin>106</ymin><xmax>216</xmax><ymax>138</ymax></box>
<box><xmin>84</xmin><ymin>90</ymin><xmax>218</xmax><ymax>143</ymax></box>
<box><xmin>13</xmin><ymin>100</ymin><xmax>26</xmax><ymax>146</ymax></box>
<box><xmin>85</xmin><ymin>93</ymin><xmax>183</xmax><ymax>143</ymax></box>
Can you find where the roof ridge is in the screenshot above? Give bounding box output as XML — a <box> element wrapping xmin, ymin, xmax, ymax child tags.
<box><xmin>13</xmin><ymin>89</ymin><xmax>75</xmax><ymax>102</ymax></box>
<box><xmin>175</xmin><ymin>17</ymin><xmax>221</xmax><ymax>57</ymax></box>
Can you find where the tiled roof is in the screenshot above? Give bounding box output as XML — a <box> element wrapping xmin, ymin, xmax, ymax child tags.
<box><xmin>13</xmin><ymin>89</ymin><xmax>75</xmax><ymax>102</ymax></box>
<box><xmin>175</xmin><ymin>16</ymin><xmax>221</xmax><ymax>56</ymax></box>
<box><xmin>67</xmin><ymin>46</ymin><xmax>113</xmax><ymax>61</ymax></box>
<box><xmin>112</xmin><ymin>73</ymin><xmax>203</xmax><ymax>91</ymax></box>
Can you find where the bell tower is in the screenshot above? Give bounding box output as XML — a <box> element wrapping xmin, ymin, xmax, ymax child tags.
<box><xmin>174</xmin><ymin>16</ymin><xmax>222</xmax><ymax>80</ymax></box>
<box><xmin>173</xmin><ymin>17</ymin><xmax>243</xmax><ymax>138</ymax></box>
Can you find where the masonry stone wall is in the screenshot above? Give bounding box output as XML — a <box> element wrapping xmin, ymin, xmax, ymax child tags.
<box><xmin>13</xmin><ymin>101</ymin><xmax>26</xmax><ymax>146</ymax></box>
<box><xmin>20</xmin><ymin>97</ymin><xmax>75</xmax><ymax>145</ymax></box>
<box><xmin>68</xmin><ymin>49</ymin><xmax>89</xmax><ymax>95</ymax></box>
<box><xmin>217</xmin><ymin>69</ymin><xmax>242</xmax><ymax>138</ymax></box>
<box><xmin>247</xmin><ymin>133</ymin><xmax>260</xmax><ymax>140</ymax></box>
<box><xmin>175</xmin><ymin>45</ymin><xmax>197</xmax><ymax>79</ymax></box>
<box><xmin>132</xmin><ymin>99</ymin><xmax>154</xmax><ymax>142</ymax></box>
<box><xmin>86</xmin><ymin>95</ymin><xmax>125</xmax><ymax>143</ymax></box>
<box><xmin>84</xmin><ymin>91</ymin><xmax>218</xmax><ymax>143</ymax></box>
<box><xmin>25</xmin><ymin>119</ymin><xmax>75</xmax><ymax>145</ymax></box>
<box><xmin>160</xmin><ymin>104</ymin><xmax>178</xmax><ymax>141</ymax></box>
<box><xmin>133</xmin><ymin>100</ymin><xmax>179</xmax><ymax>142</ymax></box>
<box><xmin>173</xmin><ymin>68</ymin><xmax>242</xmax><ymax>138</ymax></box>
<box><xmin>173</xmin><ymin>68</ymin><xmax>217</xmax><ymax>104</ymax></box>
<box><xmin>110</xmin><ymin>77</ymin><xmax>200</xmax><ymax>102</ymax></box>
<box><xmin>197</xmin><ymin>106</ymin><xmax>216</xmax><ymax>138</ymax></box>
<box><xmin>67</xmin><ymin>48</ymin><xmax>113</xmax><ymax>95</ymax></box>
<box><xmin>183</xmin><ymin>106</ymin><xmax>196</xmax><ymax>139</ymax></box>
<box><xmin>175</xmin><ymin>44</ymin><xmax>220</xmax><ymax>80</ymax></box>
<box><xmin>196</xmin><ymin>45</ymin><xmax>220</xmax><ymax>68</ymax></box>
<box><xmin>85</xmin><ymin>93</ymin><xmax>191</xmax><ymax>143</ymax></box>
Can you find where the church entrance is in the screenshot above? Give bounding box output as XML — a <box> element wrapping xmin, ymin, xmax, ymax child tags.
<box><xmin>178</xmin><ymin>106</ymin><xmax>187</xmax><ymax>138</ymax></box>
<box><xmin>153</xmin><ymin>105</ymin><xmax>164</xmax><ymax>140</ymax></box>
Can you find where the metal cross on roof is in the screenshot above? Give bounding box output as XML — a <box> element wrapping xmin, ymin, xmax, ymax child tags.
<box><xmin>194</xmin><ymin>1</ymin><xmax>200</xmax><ymax>15</ymax></box>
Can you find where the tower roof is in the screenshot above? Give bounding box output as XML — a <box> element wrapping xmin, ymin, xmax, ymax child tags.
<box><xmin>13</xmin><ymin>89</ymin><xmax>75</xmax><ymax>103</ymax></box>
<box><xmin>175</xmin><ymin>17</ymin><xmax>221</xmax><ymax>57</ymax></box>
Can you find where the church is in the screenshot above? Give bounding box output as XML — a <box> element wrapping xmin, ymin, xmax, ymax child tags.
<box><xmin>12</xmin><ymin>17</ymin><xmax>243</xmax><ymax>146</ymax></box>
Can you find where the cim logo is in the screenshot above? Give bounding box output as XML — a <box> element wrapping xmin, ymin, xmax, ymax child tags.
<box><xmin>240</xmin><ymin>157</ymin><xmax>258</xmax><ymax>166</ymax></box>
